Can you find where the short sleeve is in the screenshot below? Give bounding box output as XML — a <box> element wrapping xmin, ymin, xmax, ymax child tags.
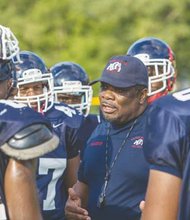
<box><xmin>143</xmin><ymin>105</ymin><xmax>188</xmax><ymax>178</ymax></box>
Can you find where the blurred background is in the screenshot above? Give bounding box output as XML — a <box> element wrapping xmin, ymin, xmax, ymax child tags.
<box><xmin>2</xmin><ymin>0</ymin><xmax>190</xmax><ymax>112</ymax></box>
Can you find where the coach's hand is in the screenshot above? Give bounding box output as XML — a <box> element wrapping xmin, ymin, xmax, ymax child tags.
<box><xmin>65</xmin><ymin>188</ymin><xmax>91</xmax><ymax>220</ymax></box>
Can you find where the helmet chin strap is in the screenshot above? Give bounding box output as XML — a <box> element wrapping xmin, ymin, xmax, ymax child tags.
<box><xmin>38</xmin><ymin>101</ymin><xmax>45</xmax><ymax>115</ymax></box>
<box><xmin>167</xmin><ymin>77</ymin><xmax>176</xmax><ymax>91</ymax></box>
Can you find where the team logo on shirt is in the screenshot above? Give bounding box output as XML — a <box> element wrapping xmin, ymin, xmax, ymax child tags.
<box><xmin>130</xmin><ymin>136</ymin><xmax>144</xmax><ymax>148</ymax></box>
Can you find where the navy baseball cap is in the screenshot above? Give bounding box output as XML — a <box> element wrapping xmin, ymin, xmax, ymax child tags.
<box><xmin>90</xmin><ymin>55</ymin><xmax>148</xmax><ymax>88</ymax></box>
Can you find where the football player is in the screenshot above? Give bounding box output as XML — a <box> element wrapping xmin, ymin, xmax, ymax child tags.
<box><xmin>0</xmin><ymin>25</ymin><xmax>59</xmax><ymax>220</ymax></box>
<box><xmin>127</xmin><ymin>37</ymin><xmax>177</xmax><ymax>103</ymax></box>
<box><xmin>14</xmin><ymin>52</ymin><xmax>90</xmax><ymax>220</ymax></box>
<box><xmin>141</xmin><ymin>87</ymin><xmax>190</xmax><ymax>220</ymax></box>
<box><xmin>64</xmin><ymin>55</ymin><xmax>150</xmax><ymax>220</ymax></box>
<box><xmin>50</xmin><ymin>62</ymin><xmax>101</xmax><ymax>158</ymax></box>
<box><xmin>127</xmin><ymin>37</ymin><xmax>179</xmax><ymax>218</ymax></box>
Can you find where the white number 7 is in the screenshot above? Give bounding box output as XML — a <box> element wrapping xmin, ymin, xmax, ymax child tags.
<box><xmin>38</xmin><ymin>158</ymin><xmax>67</xmax><ymax>210</ymax></box>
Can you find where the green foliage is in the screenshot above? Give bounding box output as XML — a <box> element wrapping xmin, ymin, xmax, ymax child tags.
<box><xmin>1</xmin><ymin>0</ymin><xmax>190</xmax><ymax>96</ymax></box>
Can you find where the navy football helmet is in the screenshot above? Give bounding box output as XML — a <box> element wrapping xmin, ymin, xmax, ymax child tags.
<box><xmin>127</xmin><ymin>37</ymin><xmax>177</xmax><ymax>103</ymax></box>
<box><xmin>0</xmin><ymin>59</ymin><xmax>17</xmax><ymax>99</ymax></box>
<box><xmin>0</xmin><ymin>25</ymin><xmax>20</xmax><ymax>62</ymax></box>
<box><xmin>50</xmin><ymin>62</ymin><xmax>93</xmax><ymax>116</ymax></box>
<box><xmin>0</xmin><ymin>59</ymin><xmax>14</xmax><ymax>80</ymax></box>
<box><xmin>14</xmin><ymin>51</ymin><xmax>54</xmax><ymax>112</ymax></box>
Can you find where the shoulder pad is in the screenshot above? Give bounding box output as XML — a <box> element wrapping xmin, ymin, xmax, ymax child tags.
<box><xmin>1</xmin><ymin>124</ymin><xmax>59</xmax><ymax>160</ymax></box>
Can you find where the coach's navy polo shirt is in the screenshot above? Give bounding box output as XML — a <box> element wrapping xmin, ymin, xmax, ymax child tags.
<box><xmin>78</xmin><ymin>108</ymin><xmax>149</xmax><ymax>220</ymax></box>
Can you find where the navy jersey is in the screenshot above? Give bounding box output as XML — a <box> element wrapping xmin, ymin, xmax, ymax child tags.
<box><xmin>143</xmin><ymin>88</ymin><xmax>190</xmax><ymax>220</ymax></box>
<box><xmin>85</xmin><ymin>114</ymin><xmax>101</xmax><ymax>136</ymax></box>
<box><xmin>79</xmin><ymin>114</ymin><xmax>100</xmax><ymax>159</ymax></box>
<box><xmin>78</xmin><ymin>109</ymin><xmax>149</xmax><ymax>220</ymax></box>
<box><xmin>0</xmin><ymin>100</ymin><xmax>51</xmax><ymax>220</ymax></box>
<box><xmin>37</xmin><ymin>103</ymin><xmax>86</xmax><ymax>220</ymax></box>
<box><xmin>179</xmin><ymin>149</ymin><xmax>190</xmax><ymax>220</ymax></box>
<box><xmin>0</xmin><ymin>151</ymin><xmax>8</xmax><ymax>219</ymax></box>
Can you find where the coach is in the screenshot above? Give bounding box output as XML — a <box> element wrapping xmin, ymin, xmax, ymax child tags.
<box><xmin>65</xmin><ymin>55</ymin><xmax>149</xmax><ymax>220</ymax></box>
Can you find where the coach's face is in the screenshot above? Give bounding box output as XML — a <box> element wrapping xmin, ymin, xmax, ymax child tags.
<box><xmin>99</xmin><ymin>82</ymin><xmax>147</xmax><ymax>126</ymax></box>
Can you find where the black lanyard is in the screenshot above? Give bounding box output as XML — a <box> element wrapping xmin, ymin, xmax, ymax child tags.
<box><xmin>97</xmin><ymin>118</ymin><xmax>137</xmax><ymax>208</ymax></box>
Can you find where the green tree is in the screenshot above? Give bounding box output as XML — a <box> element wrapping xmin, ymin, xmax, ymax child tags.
<box><xmin>1</xmin><ymin>0</ymin><xmax>190</xmax><ymax>95</ymax></box>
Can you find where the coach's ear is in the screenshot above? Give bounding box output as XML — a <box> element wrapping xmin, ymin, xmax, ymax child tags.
<box><xmin>138</xmin><ymin>88</ymin><xmax>148</xmax><ymax>104</ymax></box>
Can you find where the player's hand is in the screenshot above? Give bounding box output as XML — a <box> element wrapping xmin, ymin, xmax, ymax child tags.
<box><xmin>65</xmin><ymin>188</ymin><xmax>91</xmax><ymax>220</ymax></box>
